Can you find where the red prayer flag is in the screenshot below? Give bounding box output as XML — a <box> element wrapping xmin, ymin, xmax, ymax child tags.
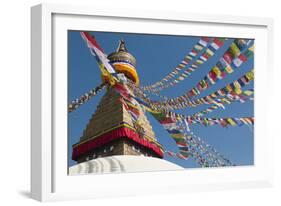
<box><xmin>201</xmin><ymin>37</ymin><xmax>210</xmax><ymax>42</ymax></box>
<box><xmin>223</xmin><ymin>52</ymin><xmax>233</xmax><ymax>64</ymax></box>
<box><xmin>159</xmin><ymin>117</ymin><xmax>176</xmax><ymax>124</ymax></box>
<box><xmin>209</xmin><ymin>70</ymin><xmax>217</xmax><ymax>82</ymax></box>
<box><xmin>239</xmin><ymin>53</ymin><xmax>247</xmax><ymax>62</ymax></box>
<box><xmin>213</xmin><ymin>38</ymin><xmax>224</xmax><ymax>47</ymax></box>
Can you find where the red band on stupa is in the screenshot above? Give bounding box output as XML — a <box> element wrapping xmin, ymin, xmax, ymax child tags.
<box><xmin>72</xmin><ymin>127</ymin><xmax>163</xmax><ymax>160</ymax></box>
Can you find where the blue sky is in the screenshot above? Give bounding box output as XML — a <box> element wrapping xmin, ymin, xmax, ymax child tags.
<box><xmin>68</xmin><ymin>30</ymin><xmax>254</xmax><ymax>168</ymax></box>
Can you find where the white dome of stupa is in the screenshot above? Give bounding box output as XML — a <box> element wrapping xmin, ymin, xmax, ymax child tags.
<box><xmin>69</xmin><ymin>155</ymin><xmax>184</xmax><ymax>175</ymax></box>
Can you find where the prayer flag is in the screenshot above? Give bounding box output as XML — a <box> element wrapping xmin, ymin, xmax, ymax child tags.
<box><xmin>210</xmin><ymin>38</ymin><xmax>224</xmax><ymax>50</ymax></box>
<box><xmin>195</xmin><ymin>44</ymin><xmax>204</xmax><ymax>51</ymax></box>
<box><xmin>223</xmin><ymin>51</ymin><xmax>233</xmax><ymax>64</ymax></box>
<box><xmin>80</xmin><ymin>32</ymin><xmax>116</xmax><ymax>75</ymax></box>
<box><xmin>199</xmin><ymin>37</ymin><xmax>210</xmax><ymax>47</ymax></box>
<box><xmin>212</xmin><ymin>66</ymin><xmax>224</xmax><ymax>79</ymax></box>
<box><xmin>205</xmin><ymin>48</ymin><xmax>214</xmax><ymax>56</ymax></box>
<box><xmin>159</xmin><ymin>117</ymin><xmax>176</xmax><ymax>124</ymax></box>
<box><xmin>189</xmin><ymin>49</ymin><xmax>198</xmax><ymax>57</ymax></box>
<box><xmin>167</xmin><ymin>129</ymin><xmax>182</xmax><ymax>134</ymax></box>
<box><xmin>196</xmin><ymin>59</ymin><xmax>204</xmax><ymax>64</ymax></box>
<box><xmin>171</xmin><ymin>133</ymin><xmax>185</xmax><ymax>139</ymax></box>
<box><xmin>233</xmin><ymin>54</ymin><xmax>247</xmax><ymax>68</ymax></box>
<box><xmin>245</xmin><ymin>71</ymin><xmax>254</xmax><ymax>80</ymax></box>
<box><xmin>167</xmin><ymin>151</ymin><xmax>175</xmax><ymax>157</ymax></box>
<box><xmin>207</xmin><ymin>70</ymin><xmax>217</xmax><ymax>84</ymax></box>
<box><xmin>176</xmin><ymin>141</ymin><xmax>188</xmax><ymax>147</ymax></box>
<box><xmin>229</xmin><ymin>42</ymin><xmax>241</xmax><ymax>57</ymax></box>
<box><xmin>227</xmin><ymin>118</ymin><xmax>237</xmax><ymax>126</ymax></box>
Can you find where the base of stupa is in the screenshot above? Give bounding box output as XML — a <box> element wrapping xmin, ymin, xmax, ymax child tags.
<box><xmin>69</xmin><ymin>155</ymin><xmax>184</xmax><ymax>175</ymax></box>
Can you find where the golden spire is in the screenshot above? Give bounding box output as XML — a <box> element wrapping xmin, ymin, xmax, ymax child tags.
<box><xmin>106</xmin><ymin>40</ymin><xmax>139</xmax><ymax>85</ymax></box>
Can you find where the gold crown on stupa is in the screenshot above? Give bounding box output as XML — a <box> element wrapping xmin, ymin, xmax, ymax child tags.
<box><xmin>108</xmin><ymin>40</ymin><xmax>137</xmax><ymax>68</ymax></box>
<box><xmin>107</xmin><ymin>40</ymin><xmax>139</xmax><ymax>85</ymax></box>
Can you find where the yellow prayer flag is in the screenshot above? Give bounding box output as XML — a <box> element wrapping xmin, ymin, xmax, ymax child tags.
<box><xmin>144</xmin><ymin>106</ymin><xmax>158</xmax><ymax>114</ymax></box>
<box><xmin>229</xmin><ymin>42</ymin><xmax>241</xmax><ymax>57</ymax></box>
<box><xmin>243</xmin><ymin>90</ymin><xmax>254</xmax><ymax>96</ymax></box>
<box><xmin>227</xmin><ymin>118</ymin><xmax>236</xmax><ymax>126</ymax></box>
<box><xmin>171</xmin><ymin>133</ymin><xmax>185</xmax><ymax>139</ymax></box>
<box><xmin>246</xmin><ymin>70</ymin><xmax>254</xmax><ymax>80</ymax></box>
<box><xmin>234</xmin><ymin>88</ymin><xmax>242</xmax><ymax>95</ymax></box>
<box><xmin>234</xmin><ymin>81</ymin><xmax>241</xmax><ymax>89</ymax></box>
<box><xmin>226</xmin><ymin>85</ymin><xmax>233</xmax><ymax>92</ymax></box>
<box><xmin>99</xmin><ymin>64</ymin><xmax>116</xmax><ymax>86</ymax></box>
<box><xmin>212</xmin><ymin>66</ymin><xmax>222</xmax><ymax>77</ymax></box>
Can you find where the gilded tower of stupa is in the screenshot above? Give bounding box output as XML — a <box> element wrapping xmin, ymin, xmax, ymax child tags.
<box><xmin>72</xmin><ymin>41</ymin><xmax>164</xmax><ymax>163</ymax></box>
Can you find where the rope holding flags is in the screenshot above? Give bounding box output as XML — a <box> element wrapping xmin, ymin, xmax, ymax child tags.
<box><xmin>175</xmin><ymin>39</ymin><xmax>253</xmax><ymax>100</ymax></box>
<box><xmin>165</xmin><ymin>150</ymin><xmax>189</xmax><ymax>160</ymax></box>
<box><xmin>148</xmin><ymin>103</ymin><xmax>254</xmax><ymax>127</ymax></box>
<box><xmin>138</xmin><ymin>39</ymin><xmax>253</xmax><ymax>110</ymax></box>
<box><xmin>68</xmin><ymin>83</ymin><xmax>106</xmax><ymax>113</ymax></box>
<box><xmin>157</xmin><ymin>69</ymin><xmax>253</xmax><ymax>110</ymax></box>
<box><xmin>191</xmin><ymin>89</ymin><xmax>254</xmax><ymax>117</ymax></box>
<box><xmin>150</xmin><ymin>111</ymin><xmax>234</xmax><ymax>167</ymax></box>
<box><xmin>130</xmin><ymin>69</ymin><xmax>254</xmax><ymax>112</ymax></box>
<box><xmin>142</xmin><ymin>37</ymin><xmax>227</xmax><ymax>92</ymax></box>
<box><xmin>142</xmin><ymin>37</ymin><xmax>212</xmax><ymax>90</ymax></box>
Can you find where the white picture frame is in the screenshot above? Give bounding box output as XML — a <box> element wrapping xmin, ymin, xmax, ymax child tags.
<box><xmin>31</xmin><ymin>3</ymin><xmax>274</xmax><ymax>202</ymax></box>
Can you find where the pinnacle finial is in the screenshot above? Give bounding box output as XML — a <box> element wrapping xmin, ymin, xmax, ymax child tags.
<box><xmin>117</xmin><ymin>40</ymin><xmax>127</xmax><ymax>52</ymax></box>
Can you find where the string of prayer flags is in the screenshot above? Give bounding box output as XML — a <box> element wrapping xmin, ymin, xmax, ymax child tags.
<box><xmin>68</xmin><ymin>83</ymin><xmax>106</xmax><ymax>113</ymax></box>
<box><xmin>187</xmin><ymin>130</ymin><xmax>234</xmax><ymax>167</ymax></box>
<box><xmin>191</xmin><ymin>89</ymin><xmax>254</xmax><ymax>117</ymax></box>
<box><xmin>187</xmin><ymin>116</ymin><xmax>254</xmax><ymax>127</ymax></box>
<box><xmin>144</xmin><ymin>38</ymin><xmax>226</xmax><ymax>92</ymax></box>
<box><xmin>134</xmin><ymin>41</ymin><xmax>254</xmax><ymax>112</ymax></box>
<box><xmin>165</xmin><ymin>150</ymin><xmax>190</xmax><ymax>160</ymax></box>
<box><xmin>150</xmin><ymin>111</ymin><xmax>188</xmax><ymax>149</ymax></box>
<box><xmin>141</xmin><ymin>37</ymin><xmax>212</xmax><ymax>91</ymax></box>
<box><xmin>151</xmin><ymin>112</ymin><xmax>207</xmax><ymax>164</ymax></box>
<box><xmin>160</xmin><ymin>118</ymin><xmax>234</xmax><ymax>167</ymax></box>
<box><xmin>149</xmin><ymin>104</ymin><xmax>255</xmax><ymax>128</ymax></box>
<box><xmin>113</xmin><ymin>76</ymin><xmax>150</xmax><ymax>135</ymax></box>
<box><xmin>80</xmin><ymin>32</ymin><xmax>117</xmax><ymax>86</ymax></box>
<box><xmin>132</xmin><ymin>85</ymin><xmax>238</xmax><ymax>166</ymax></box>
<box><xmin>120</xmin><ymin>97</ymin><xmax>141</xmax><ymax>122</ymax></box>
<box><xmin>114</xmin><ymin>81</ymin><xmax>132</xmax><ymax>101</ymax></box>
<box><xmin>184</xmin><ymin>39</ymin><xmax>253</xmax><ymax>99</ymax></box>
<box><xmin>142</xmin><ymin>70</ymin><xmax>254</xmax><ymax>111</ymax></box>
<box><xmin>177</xmin><ymin>152</ymin><xmax>189</xmax><ymax>160</ymax></box>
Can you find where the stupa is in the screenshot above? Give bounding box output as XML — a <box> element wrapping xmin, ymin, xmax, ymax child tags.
<box><xmin>72</xmin><ymin>40</ymin><xmax>165</xmax><ymax>164</ymax></box>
